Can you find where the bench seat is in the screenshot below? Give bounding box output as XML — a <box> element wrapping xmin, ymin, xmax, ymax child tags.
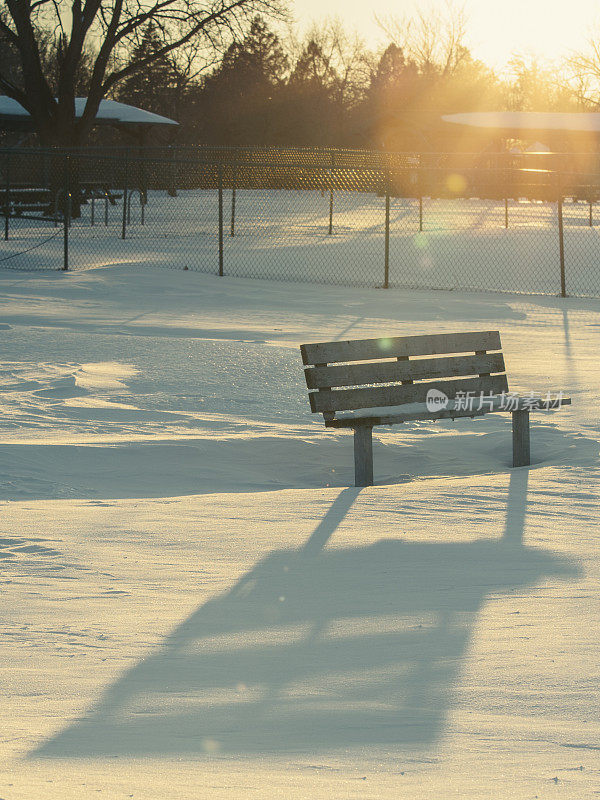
<box><xmin>326</xmin><ymin>397</ymin><xmax>571</xmax><ymax>427</ymax></box>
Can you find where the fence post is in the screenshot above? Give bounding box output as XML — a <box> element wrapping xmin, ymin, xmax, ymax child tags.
<box><xmin>557</xmin><ymin>181</ymin><xmax>566</xmax><ymax>298</ymax></box>
<box><xmin>4</xmin><ymin>153</ymin><xmax>10</xmax><ymax>241</ymax></box>
<box><xmin>418</xmin><ymin>159</ymin><xmax>424</xmax><ymax>232</ymax></box>
<box><xmin>384</xmin><ymin>180</ymin><xmax>390</xmax><ymax>289</ymax></box>
<box><xmin>63</xmin><ymin>155</ymin><xmax>70</xmax><ymax>271</ymax></box>
<box><xmin>218</xmin><ymin>164</ymin><xmax>224</xmax><ymax>276</ymax></box>
<box><xmin>230</xmin><ymin>163</ymin><xmax>236</xmax><ymax>237</ymax></box>
<box><xmin>42</xmin><ymin>149</ymin><xmax>49</xmax><ymax>190</ymax></box>
<box><xmin>168</xmin><ymin>146</ymin><xmax>178</xmax><ymax>197</ymax></box>
<box><xmin>328</xmin><ymin>151</ymin><xmax>335</xmax><ymax>235</ymax></box>
<box><xmin>121</xmin><ymin>150</ymin><xmax>128</xmax><ymax>240</ymax></box>
<box><xmin>502</xmin><ymin>161</ymin><xmax>509</xmax><ymax>229</ymax></box>
<box><xmin>140</xmin><ymin>149</ymin><xmax>147</xmax><ymax>207</ymax></box>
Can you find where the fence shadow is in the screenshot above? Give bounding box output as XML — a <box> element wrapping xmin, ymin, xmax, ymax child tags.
<box><xmin>32</xmin><ymin>474</ymin><xmax>578</xmax><ymax>759</ymax></box>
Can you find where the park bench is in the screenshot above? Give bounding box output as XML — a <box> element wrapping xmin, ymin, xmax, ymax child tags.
<box><xmin>301</xmin><ymin>330</ymin><xmax>571</xmax><ymax>486</ymax></box>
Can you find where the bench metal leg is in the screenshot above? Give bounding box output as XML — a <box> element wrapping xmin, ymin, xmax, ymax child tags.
<box><xmin>354</xmin><ymin>426</ymin><xmax>373</xmax><ymax>486</ymax></box>
<box><xmin>512</xmin><ymin>410</ymin><xmax>530</xmax><ymax>467</ymax></box>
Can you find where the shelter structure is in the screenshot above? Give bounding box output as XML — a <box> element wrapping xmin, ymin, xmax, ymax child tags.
<box><xmin>0</xmin><ymin>97</ymin><xmax>179</xmax><ymax>146</ymax></box>
<box><xmin>442</xmin><ymin>111</ymin><xmax>600</xmax><ymax>158</ymax></box>
<box><xmin>436</xmin><ymin>111</ymin><xmax>600</xmax><ymax>201</ymax></box>
<box><xmin>443</xmin><ymin>111</ymin><xmax>600</xmax><ymax>138</ymax></box>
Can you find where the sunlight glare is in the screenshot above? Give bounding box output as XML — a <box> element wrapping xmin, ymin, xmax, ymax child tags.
<box><xmin>292</xmin><ymin>0</ymin><xmax>599</xmax><ymax>71</ymax></box>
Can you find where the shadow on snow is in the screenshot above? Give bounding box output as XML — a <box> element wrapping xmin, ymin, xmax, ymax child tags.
<box><xmin>32</xmin><ymin>472</ymin><xmax>579</xmax><ymax>758</ymax></box>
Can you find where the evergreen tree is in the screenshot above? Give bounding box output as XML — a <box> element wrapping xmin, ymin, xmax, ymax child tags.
<box><xmin>198</xmin><ymin>16</ymin><xmax>288</xmax><ymax>143</ymax></box>
<box><xmin>117</xmin><ymin>23</ymin><xmax>175</xmax><ymax>117</ymax></box>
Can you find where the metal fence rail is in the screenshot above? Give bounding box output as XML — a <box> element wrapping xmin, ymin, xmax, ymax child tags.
<box><xmin>1</xmin><ymin>146</ymin><xmax>600</xmax><ymax>298</ymax></box>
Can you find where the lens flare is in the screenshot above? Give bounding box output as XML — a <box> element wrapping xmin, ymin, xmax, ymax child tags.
<box><xmin>446</xmin><ymin>173</ymin><xmax>467</xmax><ymax>195</ymax></box>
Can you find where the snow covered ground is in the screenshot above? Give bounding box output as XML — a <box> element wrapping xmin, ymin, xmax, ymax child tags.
<box><xmin>1</xmin><ymin>261</ymin><xmax>600</xmax><ymax>798</ymax></box>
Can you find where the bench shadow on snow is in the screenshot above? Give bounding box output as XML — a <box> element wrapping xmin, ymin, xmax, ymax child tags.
<box><xmin>33</xmin><ymin>471</ymin><xmax>579</xmax><ymax>759</ymax></box>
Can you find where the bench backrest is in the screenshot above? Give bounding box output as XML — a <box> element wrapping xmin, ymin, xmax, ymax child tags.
<box><xmin>301</xmin><ymin>331</ymin><xmax>508</xmax><ymax>419</ymax></box>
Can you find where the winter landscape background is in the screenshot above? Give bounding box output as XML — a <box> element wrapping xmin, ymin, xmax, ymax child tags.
<box><xmin>1</xmin><ymin>255</ymin><xmax>599</xmax><ymax>798</ymax></box>
<box><xmin>2</xmin><ymin>0</ymin><xmax>600</xmax><ymax>794</ymax></box>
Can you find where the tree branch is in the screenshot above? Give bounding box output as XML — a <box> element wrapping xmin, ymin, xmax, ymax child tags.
<box><xmin>103</xmin><ymin>0</ymin><xmax>253</xmax><ymax>91</ymax></box>
<box><xmin>0</xmin><ymin>73</ymin><xmax>28</xmax><ymax>107</ymax></box>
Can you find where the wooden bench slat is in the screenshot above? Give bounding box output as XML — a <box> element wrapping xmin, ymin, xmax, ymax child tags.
<box><xmin>305</xmin><ymin>352</ymin><xmax>506</xmax><ymax>390</ymax></box>
<box><xmin>300</xmin><ymin>330</ymin><xmax>501</xmax><ymax>365</ymax></box>
<box><xmin>324</xmin><ymin>396</ymin><xmax>572</xmax><ymax>427</ymax></box>
<box><xmin>326</xmin><ymin>407</ymin><xmax>486</xmax><ymax>427</ymax></box>
<box><xmin>309</xmin><ymin>374</ymin><xmax>509</xmax><ymax>413</ymax></box>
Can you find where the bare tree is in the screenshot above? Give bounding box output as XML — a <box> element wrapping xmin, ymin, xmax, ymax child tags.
<box><xmin>0</xmin><ymin>0</ymin><xmax>285</xmax><ymax>146</ymax></box>
<box><xmin>326</xmin><ymin>20</ymin><xmax>371</xmax><ymax>111</ymax></box>
<box><xmin>376</xmin><ymin>0</ymin><xmax>469</xmax><ymax>77</ymax></box>
<box><xmin>565</xmin><ymin>34</ymin><xmax>600</xmax><ymax>108</ymax></box>
<box><xmin>506</xmin><ymin>54</ymin><xmax>578</xmax><ymax>112</ymax></box>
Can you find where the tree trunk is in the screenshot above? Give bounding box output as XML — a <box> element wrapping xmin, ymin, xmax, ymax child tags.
<box><xmin>39</xmin><ymin>121</ymin><xmax>94</xmax><ymax>219</ymax></box>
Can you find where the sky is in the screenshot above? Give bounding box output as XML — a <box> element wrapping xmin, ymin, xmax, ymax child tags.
<box><xmin>291</xmin><ymin>0</ymin><xmax>599</xmax><ymax>71</ymax></box>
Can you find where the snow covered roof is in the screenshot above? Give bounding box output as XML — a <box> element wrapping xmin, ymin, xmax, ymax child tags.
<box><xmin>442</xmin><ymin>111</ymin><xmax>600</xmax><ymax>134</ymax></box>
<box><xmin>525</xmin><ymin>141</ymin><xmax>551</xmax><ymax>153</ymax></box>
<box><xmin>0</xmin><ymin>96</ymin><xmax>178</xmax><ymax>128</ymax></box>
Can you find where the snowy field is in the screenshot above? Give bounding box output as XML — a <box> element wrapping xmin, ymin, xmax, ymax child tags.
<box><xmin>2</xmin><ymin>189</ymin><xmax>600</xmax><ymax>296</ymax></box>
<box><xmin>1</xmin><ymin>259</ymin><xmax>600</xmax><ymax>799</ymax></box>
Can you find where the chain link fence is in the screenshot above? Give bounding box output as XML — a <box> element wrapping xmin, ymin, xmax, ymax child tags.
<box><xmin>1</xmin><ymin>146</ymin><xmax>600</xmax><ymax>298</ymax></box>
